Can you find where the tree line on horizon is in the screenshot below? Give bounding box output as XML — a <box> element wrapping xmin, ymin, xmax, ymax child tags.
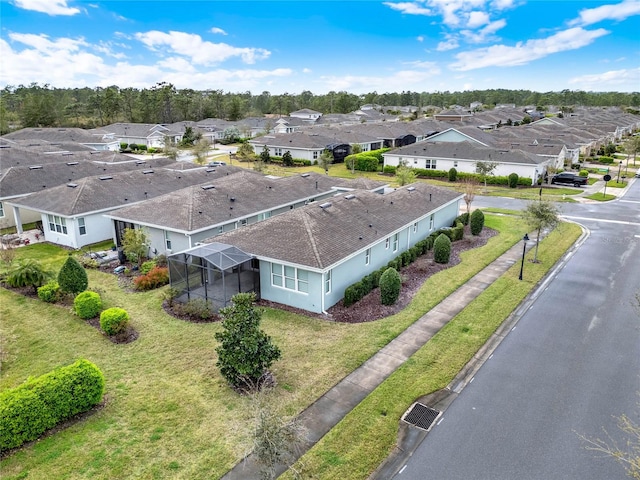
<box><xmin>1</xmin><ymin>82</ymin><xmax>638</xmax><ymax>134</ymax></box>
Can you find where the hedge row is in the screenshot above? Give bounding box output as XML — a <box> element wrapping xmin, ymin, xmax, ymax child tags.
<box><xmin>0</xmin><ymin>359</ymin><xmax>105</xmax><ymax>451</ymax></box>
<box><xmin>342</xmin><ymin>217</ymin><xmax>467</xmax><ymax>307</ymax></box>
<box><xmin>344</xmin><ymin>148</ymin><xmax>391</xmax><ymax>172</ymax></box>
<box><xmin>382</xmin><ymin>166</ymin><xmax>532</xmax><ymax>186</ymax></box>
<box><xmin>266</xmin><ymin>156</ymin><xmax>313</xmax><ymax>166</ymax></box>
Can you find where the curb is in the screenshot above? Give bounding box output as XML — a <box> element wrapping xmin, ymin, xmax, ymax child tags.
<box><xmin>370</xmin><ymin>223</ymin><xmax>590</xmax><ymax>480</ymax></box>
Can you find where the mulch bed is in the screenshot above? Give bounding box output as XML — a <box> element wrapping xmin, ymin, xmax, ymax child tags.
<box><xmin>258</xmin><ymin>227</ymin><xmax>497</xmax><ymax>323</ymax></box>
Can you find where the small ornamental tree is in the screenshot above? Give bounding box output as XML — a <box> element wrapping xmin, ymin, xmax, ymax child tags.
<box><xmin>58</xmin><ymin>254</ymin><xmax>88</xmax><ymax>294</ymax></box>
<box><xmin>4</xmin><ymin>259</ymin><xmax>51</xmax><ymax>294</ymax></box>
<box><xmin>508</xmin><ymin>172</ymin><xmax>519</xmax><ymax>188</ymax></box>
<box><xmin>379</xmin><ymin>267</ymin><xmax>401</xmax><ymax>306</ymax></box>
<box><xmin>122</xmin><ymin>228</ymin><xmax>149</xmax><ymax>267</ymax></box>
<box><xmin>448</xmin><ymin>167</ymin><xmax>458</xmax><ymax>182</ymax></box>
<box><xmin>433</xmin><ymin>233</ymin><xmax>452</xmax><ymax>264</ymax></box>
<box><xmin>282</xmin><ymin>150</ymin><xmax>293</xmax><ymax>167</ymax></box>
<box><xmin>475</xmin><ymin>160</ymin><xmax>499</xmax><ymax>191</ymax></box>
<box><xmin>236</xmin><ymin>142</ymin><xmax>255</xmax><ymax>162</ymax></box>
<box><xmin>470</xmin><ymin>209</ymin><xmax>485</xmax><ymax>236</ymax></box>
<box><xmin>522</xmin><ymin>199</ymin><xmax>560</xmax><ymax>262</ymax></box>
<box><xmin>215</xmin><ymin>292</ymin><xmax>281</xmax><ymax>391</ymax></box>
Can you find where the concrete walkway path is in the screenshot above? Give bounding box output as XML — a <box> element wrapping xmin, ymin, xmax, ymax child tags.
<box><xmin>223</xmin><ymin>237</ymin><xmax>535</xmax><ymax>479</ymax></box>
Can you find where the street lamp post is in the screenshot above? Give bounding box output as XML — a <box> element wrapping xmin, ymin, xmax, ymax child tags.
<box><xmin>519</xmin><ymin>233</ymin><xmax>530</xmax><ymax>281</ymax></box>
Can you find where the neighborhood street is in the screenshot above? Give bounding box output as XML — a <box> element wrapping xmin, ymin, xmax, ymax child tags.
<box><xmin>393</xmin><ymin>180</ymin><xmax>640</xmax><ymax>479</ymax></box>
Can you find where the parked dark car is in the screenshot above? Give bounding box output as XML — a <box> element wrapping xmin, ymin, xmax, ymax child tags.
<box><xmin>551</xmin><ymin>172</ymin><xmax>588</xmax><ymax>187</ymax></box>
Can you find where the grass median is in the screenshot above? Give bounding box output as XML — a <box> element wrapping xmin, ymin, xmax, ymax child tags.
<box><xmin>281</xmin><ymin>220</ymin><xmax>582</xmax><ymax>479</ymax></box>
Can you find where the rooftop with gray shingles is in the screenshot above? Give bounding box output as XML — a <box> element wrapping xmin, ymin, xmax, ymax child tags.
<box><xmin>205</xmin><ymin>182</ymin><xmax>461</xmax><ymax>269</ymax></box>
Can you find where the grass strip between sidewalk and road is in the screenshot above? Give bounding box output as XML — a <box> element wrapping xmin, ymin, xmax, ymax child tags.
<box><xmin>281</xmin><ymin>221</ymin><xmax>582</xmax><ymax>480</ymax></box>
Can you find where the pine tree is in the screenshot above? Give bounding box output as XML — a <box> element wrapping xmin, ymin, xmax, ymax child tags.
<box><xmin>57</xmin><ymin>254</ymin><xmax>88</xmax><ymax>294</ymax></box>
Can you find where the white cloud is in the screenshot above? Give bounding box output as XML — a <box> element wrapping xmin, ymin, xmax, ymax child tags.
<box><xmin>450</xmin><ymin>27</ymin><xmax>609</xmax><ymax>70</ymax></box>
<box><xmin>460</xmin><ymin>18</ymin><xmax>506</xmax><ymax>43</ymax></box>
<box><xmin>569</xmin><ymin>0</ymin><xmax>640</xmax><ymax>27</ymax></box>
<box><xmin>135</xmin><ymin>30</ymin><xmax>270</xmax><ymax>65</ymax></box>
<box><xmin>417</xmin><ymin>35</ymin><xmax>425</xmax><ymax>42</ymax></box>
<box><xmin>302</xmin><ymin>68</ymin><xmax>312</xmax><ymax>74</ymax></box>
<box><xmin>13</xmin><ymin>0</ymin><xmax>80</xmax><ymax>16</ymax></box>
<box><xmin>319</xmin><ymin>63</ymin><xmax>441</xmax><ymax>93</ymax></box>
<box><xmin>568</xmin><ymin>67</ymin><xmax>640</xmax><ymax>89</ymax></box>
<box><xmin>210</xmin><ymin>27</ymin><xmax>228</xmax><ymax>35</ymax></box>
<box><xmin>466</xmin><ymin>11</ymin><xmax>490</xmax><ymax>28</ymax></box>
<box><xmin>437</xmin><ymin>37</ymin><xmax>459</xmax><ymax>51</ymax></box>
<box><xmin>94</xmin><ymin>41</ymin><xmax>127</xmax><ymax>59</ymax></box>
<box><xmin>383</xmin><ymin>2</ymin><xmax>433</xmax><ymax>16</ymax></box>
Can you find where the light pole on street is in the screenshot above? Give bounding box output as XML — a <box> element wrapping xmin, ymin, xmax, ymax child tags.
<box><xmin>519</xmin><ymin>233</ymin><xmax>530</xmax><ymax>281</ymax></box>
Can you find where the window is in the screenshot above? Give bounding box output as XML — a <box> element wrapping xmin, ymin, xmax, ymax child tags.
<box><xmin>241</xmin><ymin>219</ymin><xmax>248</xmax><ymax>227</ymax></box>
<box><xmin>0</xmin><ymin>201</ymin><xmax>4</xmax><ymax>218</ymax></box>
<box><xmin>425</xmin><ymin>159</ymin><xmax>437</xmax><ymax>169</ymax></box>
<box><xmin>385</xmin><ymin>238</ymin><xmax>390</xmax><ymax>249</ymax></box>
<box><xmin>78</xmin><ymin>217</ymin><xmax>86</xmax><ymax>236</ymax></box>
<box><xmin>275</xmin><ymin>148</ymin><xmax>282</xmax><ymax>156</ymax></box>
<box><xmin>453</xmin><ymin>161</ymin><xmax>458</xmax><ymax>168</ymax></box>
<box><xmin>259</xmin><ymin>211</ymin><xmax>272</xmax><ymax>221</ymax></box>
<box><xmin>47</xmin><ymin>214</ymin><xmax>67</xmax><ymax>234</ymax></box>
<box><xmin>165</xmin><ymin>230</ymin><xmax>172</xmax><ymax>250</ymax></box>
<box><xmin>365</xmin><ymin>248</ymin><xmax>371</xmax><ymax>265</ymax></box>
<box><xmin>313</xmin><ymin>151</ymin><xmax>319</xmax><ymax>160</ymax></box>
<box><xmin>325</xmin><ymin>269</ymin><xmax>332</xmax><ymax>294</ymax></box>
<box><xmin>413</xmin><ymin>222</ymin><xmax>418</xmax><ymax>233</ymax></box>
<box><xmin>218</xmin><ymin>226</ymin><xmax>224</xmax><ymax>234</ymax></box>
<box><xmin>392</xmin><ymin>233</ymin><xmax>399</xmax><ymax>252</ymax></box>
<box><xmin>272</xmin><ymin>263</ymin><xmax>309</xmax><ymax>294</ymax></box>
<box><xmin>429</xmin><ymin>215</ymin><xmax>434</xmax><ymax>230</ymax></box>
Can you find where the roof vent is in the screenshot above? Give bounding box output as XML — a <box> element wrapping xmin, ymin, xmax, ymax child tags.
<box><xmin>62</xmin><ymin>152</ymin><xmax>74</xmax><ymax>156</ymax></box>
<box><xmin>407</xmin><ymin>186</ymin><xmax>416</xmax><ymax>192</ymax></box>
<box><xmin>201</xmin><ymin>185</ymin><xmax>215</xmax><ymax>190</ymax></box>
<box><xmin>66</xmin><ymin>161</ymin><xmax>79</xmax><ymax>166</ymax></box>
<box><xmin>142</xmin><ymin>169</ymin><xmax>154</xmax><ymax>174</ymax></box>
<box><xmin>301</xmin><ymin>173</ymin><xmax>310</xmax><ymax>178</ymax></box>
<box><xmin>206</xmin><ymin>168</ymin><xmax>216</xmax><ymax>173</ymax></box>
<box><xmin>29</xmin><ymin>165</ymin><xmax>43</xmax><ymax>170</ymax></box>
<box><xmin>344</xmin><ymin>194</ymin><xmax>356</xmax><ymax>200</ymax></box>
<box><xmin>136</xmin><ymin>160</ymin><xmax>146</xmax><ymax>165</ymax></box>
<box><xmin>67</xmin><ymin>183</ymin><xmax>78</xmax><ymax>188</ymax></box>
<box><xmin>319</xmin><ymin>202</ymin><xmax>332</xmax><ymax>209</ymax></box>
<box><xmin>99</xmin><ymin>175</ymin><xmax>113</xmax><ymax>180</ymax></box>
<box><xmin>230</xmin><ymin>197</ymin><xmax>236</xmax><ymax>202</ymax></box>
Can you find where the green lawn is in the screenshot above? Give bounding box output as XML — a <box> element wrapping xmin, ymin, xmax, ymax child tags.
<box><xmin>281</xmin><ymin>221</ymin><xmax>582</xmax><ymax>479</ymax></box>
<box><xmin>0</xmin><ymin>215</ymin><xmax>542</xmax><ymax>479</ymax></box>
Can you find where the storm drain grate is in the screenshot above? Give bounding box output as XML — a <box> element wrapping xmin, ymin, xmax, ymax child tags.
<box><xmin>402</xmin><ymin>403</ymin><xmax>441</xmax><ymax>431</ymax></box>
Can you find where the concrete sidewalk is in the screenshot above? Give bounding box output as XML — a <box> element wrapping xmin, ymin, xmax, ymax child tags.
<box><xmin>223</xmin><ymin>237</ymin><xmax>536</xmax><ymax>480</ymax></box>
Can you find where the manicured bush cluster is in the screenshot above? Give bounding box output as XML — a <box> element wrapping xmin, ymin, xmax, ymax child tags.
<box><xmin>379</xmin><ymin>268</ymin><xmax>401</xmax><ymax>305</ymax></box>
<box><xmin>0</xmin><ymin>359</ymin><xmax>105</xmax><ymax>451</ymax></box>
<box><xmin>133</xmin><ymin>266</ymin><xmax>169</xmax><ymax>291</ymax></box>
<box><xmin>470</xmin><ymin>209</ymin><xmax>485</xmax><ymax>236</ymax></box>
<box><xmin>383</xmin><ymin>165</ymin><xmax>397</xmax><ymax>174</ymax></box>
<box><xmin>37</xmin><ymin>281</ymin><xmax>61</xmax><ymax>303</ymax></box>
<box><xmin>456</xmin><ymin>212</ymin><xmax>470</xmax><ymax>226</ymax></box>
<box><xmin>58</xmin><ymin>254</ymin><xmax>88</xmax><ymax>294</ymax></box>
<box><xmin>99</xmin><ymin>307</ymin><xmax>129</xmax><ymax>336</ymax></box>
<box><xmin>433</xmin><ymin>233</ymin><xmax>452</xmax><ymax>264</ymax></box>
<box><xmin>74</xmin><ymin>291</ymin><xmax>102</xmax><ymax>319</ymax></box>
<box><xmin>508</xmin><ymin>173</ymin><xmax>519</xmax><ymax>188</ymax></box>
<box><xmin>579</xmin><ymin>169</ymin><xmax>589</xmax><ymax>177</ymax></box>
<box><xmin>598</xmin><ymin>156</ymin><xmax>615</xmax><ymax>164</ymax></box>
<box><xmin>267</xmin><ymin>156</ymin><xmax>312</xmax><ymax>166</ymax></box>
<box><xmin>344</xmin><ymin>148</ymin><xmax>390</xmax><ymax>172</ymax></box>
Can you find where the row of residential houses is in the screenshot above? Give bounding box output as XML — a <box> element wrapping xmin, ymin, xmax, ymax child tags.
<box><xmin>1</xmin><ymin>105</ymin><xmax>638</xmax><ymax>313</ymax></box>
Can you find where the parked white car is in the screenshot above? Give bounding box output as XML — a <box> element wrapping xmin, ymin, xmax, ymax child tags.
<box><xmin>636</xmin><ymin>168</ymin><xmax>640</xmax><ymax>178</ymax></box>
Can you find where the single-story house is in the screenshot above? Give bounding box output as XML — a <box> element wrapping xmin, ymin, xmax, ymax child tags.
<box><xmin>383</xmin><ymin>141</ymin><xmax>549</xmax><ymax>185</ymax></box>
<box><xmin>95</xmin><ymin>123</ymin><xmax>184</xmax><ymax>148</ymax></box>
<box><xmin>1</xmin><ymin>127</ymin><xmax>119</xmax><ymax>151</ymax></box>
<box><xmin>105</xmin><ymin>172</ymin><xmax>388</xmax><ymax>256</ymax></box>
<box><xmin>4</xmin><ymin>166</ymin><xmax>241</xmax><ymax>249</ymax></box>
<box><xmin>168</xmin><ymin>182</ymin><xmax>462</xmax><ymax>313</ymax></box>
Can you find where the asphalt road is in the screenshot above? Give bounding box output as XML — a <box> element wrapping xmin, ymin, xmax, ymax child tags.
<box><xmin>394</xmin><ymin>181</ymin><xmax>640</xmax><ymax>480</ymax></box>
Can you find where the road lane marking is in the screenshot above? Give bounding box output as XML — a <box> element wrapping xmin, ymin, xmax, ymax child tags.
<box><xmin>399</xmin><ymin>465</ymin><xmax>407</xmax><ymax>474</ymax></box>
<box><xmin>562</xmin><ymin>215</ymin><xmax>640</xmax><ymax>226</ymax></box>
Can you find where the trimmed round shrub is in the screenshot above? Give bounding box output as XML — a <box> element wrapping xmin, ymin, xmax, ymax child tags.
<box><xmin>58</xmin><ymin>254</ymin><xmax>88</xmax><ymax>294</ymax></box>
<box><xmin>0</xmin><ymin>359</ymin><xmax>105</xmax><ymax>451</ymax></box>
<box><xmin>579</xmin><ymin>169</ymin><xmax>589</xmax><ymax>177</ymax></box>
<box><xmin>470</xmin><ymin>209</ymin><xmax>485</xmax><ymax>236</ymax></box>
<box><xmin>99</xmin><ymin>307</ymin><xmax>129</xmax><ymax>336</ymax></box>
<box><xmin>448</xmin><ymin>167</ymin><xmax>458</xmax><ymax>182</ymax></box>
<box><xmin>508</xmin><ymin>173</ymin><xmax>519</xmax><ymax>188</ymax></box>
<box><xmin>37</xmin><ymin>281</ymin><xmax>61</xmax><ymax>303</ymax></box>
<box><xmin>379</xmin><ymin>268</ymin><xmax>401</xmax><ymax>306</ymax></box>
<box><xmin>433</xmin><ymin>233</ymin><xmax>452</xmax><ymax>264</ymax></box>
<box><xmin>74</xmin><ymin>291</ymin><xmax>102</xmax><ymax>319</ymax></box>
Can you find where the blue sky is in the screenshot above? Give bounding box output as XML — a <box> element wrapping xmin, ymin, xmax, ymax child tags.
<box><xmin>1</xmin><ymin>0</ymin><xmax>639</xmax><ymax>94</ymax></box>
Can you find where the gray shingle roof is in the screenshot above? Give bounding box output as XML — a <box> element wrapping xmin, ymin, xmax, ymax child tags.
<box><xmin>205</xmin><ymin>182</ymin><xmax>461</xmax><ymax>270</ymax></box>
<box><xmin>388</xmin><ymin>141</ymin><xmax>545</xmax><ymax>165</ymax></box>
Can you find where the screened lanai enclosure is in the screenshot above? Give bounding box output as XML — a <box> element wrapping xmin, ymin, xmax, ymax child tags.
<box><xmin>168</xmin><ymin>242</ymin><xmax>260</xmax><ymax>311</ymax></box>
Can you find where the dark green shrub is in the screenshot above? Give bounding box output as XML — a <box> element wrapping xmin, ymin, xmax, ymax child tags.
<box><xmin>370</xmin><ymin>269</ymin><xmax>383</xmax><ymax>288</ymax></box>
<box><xmin>379</xmin><ymin>268</ymin><xmax>401</xmax><ymax>306</ymax></box>
<box><xmin>383</xmin><ymin>165</ymin><xmax>397</xmax><ymax>174</ymax></box>
<box><xmin>434</xmin><ymin>227</ymin><xmax>455</xmax><ymax>241</ymax></box>
<box><xmin>58</xmin><ymin>254</ymin><xmax>88</xmax><ymax>294</ymax></box>
<box><xmin>579</xmin><ymin>169</ymin><xmax>589</xmax><ymax>177</ymax></box>
<box><xmin>470</xmin><ymin>209</ymin><xmax>485</xmax><ymax>236</ymax></box>
<box><xmin>401</xmin><ymin>251</ymin><xmax>411</xmax><ymax>267</ymax></box>
<box><xmin>0</xmin><ymin>359</ymin><xmax>104</xmax><ymax>451</ymax></box>
<box><xmin>119</xmin><ymin>142</ymin><xmax>128</xmax><ymax>150</ymax></box>
<box><xmin>452</xmin><ymin>221</ymin><xmax>464</xmax><ymax>241</ymax></box>
<box><xmin>355</xmin><ymin>155</ymin><xmax>380</xmax><ymax>172</ymax></box>
<box><xmin>599</xmin><ymin>156</ymin><xmax>614</xmax><ymax>164</ymax></box>
<box><xmin>361</xmin><ymin>274</ymin><xmax>375</xmax><ymax>293</ymax></box>
<box><xmin>37</xmin><ymin>281</ymin><xmax>61</xmax><ymax>303</ymax></box>
<box><xmin>433</xmin><ymin>233</ymin><xmax>451</xmax><ymax>264</ymax></box>
<box><xmin>409</xmin><ymin>246</ymin><xmax>420</xmax><ymax>263</ymax></box>
<box><xmin>344</xmin><ymin>282</ymin><xmax>365</xmax><ymax>307</ymax></box>
<box><xmin>99</xmin><ymin>307</ymin><xmax>129</xmax><ymax>336</ymax></box>
<box><xmin>74</xmin><ymin>291</ymin><xmax>102</xmax><ymax>319</ymax></box>
<box><xmin>508</xmin><ymin>173</ymin><xmax>519</xmax><ymax>188</ymax></box>
<box><xmin>448</xmin><ymin>167</ymin><xmax>458</xmax><ymax>182</ymax></box>
<box><xmin>456</xmin><ymin>212</ymin><xmax>470</xmax><ymax>225</ymax></box>
<box><xmin>173</xmin><ymin>298</ymin><xmax>214</xmax><ymax>319</ymax></box>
